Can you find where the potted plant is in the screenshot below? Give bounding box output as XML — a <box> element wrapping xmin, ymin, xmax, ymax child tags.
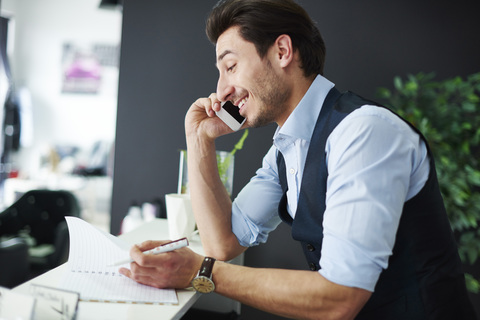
<box><xmin>178</xmin><ymin>129</ymin><xmax>249</xmax><ymax>197</ymax></box>
<box><xmin>376</xmin><ymin>72</ymin><xmax>480</xmax><ymax>293</ymax></box>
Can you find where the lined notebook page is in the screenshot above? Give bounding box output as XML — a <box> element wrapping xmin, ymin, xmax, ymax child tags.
<box><xmin>59</xmin><ymin>217</ymin><xmax>178</xmax><ymax>305</ymax></box>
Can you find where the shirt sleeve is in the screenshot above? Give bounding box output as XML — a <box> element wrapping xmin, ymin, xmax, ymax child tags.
<box><xmin>231</xmin><ymin>145</ymin><xmax>283</xmax><ymax>247</ymax></box>
<box><xmin>319</xmin><ymin>105</ymin><xmax>429</xmax><ymax>292</ymax></box>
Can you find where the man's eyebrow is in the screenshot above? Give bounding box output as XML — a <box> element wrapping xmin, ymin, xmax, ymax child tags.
<box><xmin>217</xmin><ymin>49</ymin><xmax>234</xmax><ymax>63</ymax></box>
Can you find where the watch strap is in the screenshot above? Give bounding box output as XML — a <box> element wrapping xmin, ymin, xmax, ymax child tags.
<box><xmin>198</xmin><ymin>257</ymin><xmax>216</xmax><ymax>278</ymax></box>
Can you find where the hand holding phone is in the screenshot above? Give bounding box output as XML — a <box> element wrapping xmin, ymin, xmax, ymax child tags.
<box><xmin>215</xmin><ymin>101</ymin><xmax>246</xmax><ymax>131</ymax></box>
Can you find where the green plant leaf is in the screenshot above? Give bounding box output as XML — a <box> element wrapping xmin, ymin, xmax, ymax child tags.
<box><xmin>394</xmin><ymin>76</ymin><xmax>403</xmax><ymax>91</ymax></box>
<box><xmin>465</xmin><ymin>273</ymin><xmax>480</xmax><ymax>294</ymax></box>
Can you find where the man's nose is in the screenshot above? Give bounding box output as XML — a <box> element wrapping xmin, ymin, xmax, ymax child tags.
<box><xmin>216</xmin><ymin>74</ymin><xmax>234</xmax><ymax>102</ymax></box>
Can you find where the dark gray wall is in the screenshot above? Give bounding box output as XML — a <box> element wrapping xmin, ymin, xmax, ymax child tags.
<box><xmin>112</xmin><ymin>1</ymin><xmax>480</xmax><ymax>319</ymax></box>
<box><xmin>112</xmin><ymin>0</ymin><xmax>276</xmax><ymax>235</ymax></box>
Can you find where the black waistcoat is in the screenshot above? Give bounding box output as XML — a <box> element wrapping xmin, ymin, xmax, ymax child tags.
<box><xmin>277</xmin><ymin>88</ymin><xmax>476</xmax><ymax>319</ymax></box>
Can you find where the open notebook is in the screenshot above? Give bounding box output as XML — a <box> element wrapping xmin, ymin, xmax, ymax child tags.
<box><xmin>58</xmin><ymin>216</ymin><xmax>178</xmax><ymax>305</ymax></box>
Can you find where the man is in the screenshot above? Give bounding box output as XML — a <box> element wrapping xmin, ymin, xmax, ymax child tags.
<box><xmin>120</xmin><ymin>0</ymin><xmax>476</xmax><ymax>319</ymax></box>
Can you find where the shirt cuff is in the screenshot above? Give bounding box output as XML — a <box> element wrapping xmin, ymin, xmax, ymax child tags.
<box><xmin>319</xmin><ymin>235</ymin><xmax>384</xmax><ymax>292</ymax></box>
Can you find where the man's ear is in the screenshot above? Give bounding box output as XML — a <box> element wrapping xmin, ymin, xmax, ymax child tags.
<box><xmin>274</xmin><ymin>34</ymin><xmax>294</xmax><ymax>68</ymax></box>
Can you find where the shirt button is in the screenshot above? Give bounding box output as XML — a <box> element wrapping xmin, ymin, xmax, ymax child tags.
<box><xmin>289</xmin><ymin>168</ymin><xmax>296</xmax><ymax>175</ymax></box>
<box><xmin>309</xmin><ymin>262</ymin><xmax>317</xmax><ymax>271</ymax></box>
<box><xmin>306</xmin><ymin>244</ymin><xmax>315</xmax><ymax>252</ymax></box>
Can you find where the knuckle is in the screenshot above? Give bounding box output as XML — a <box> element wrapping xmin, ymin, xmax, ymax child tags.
<box><xmin>136</xmin><ymin>255</ymin><xmax>149</xmax><ymax>266</ymax></box>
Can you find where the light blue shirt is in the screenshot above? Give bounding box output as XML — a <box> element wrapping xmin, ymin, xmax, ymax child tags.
<box><xmin>231</xmin><ymin>75</ymin><xmax>430</xmax><ymax>292</ymax></box>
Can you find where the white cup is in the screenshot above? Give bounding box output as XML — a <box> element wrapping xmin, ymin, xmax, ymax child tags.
<box><xmin>165</xmin><ymin>193</ymin><xmax>195</xmax><ymax>240</ymax></box>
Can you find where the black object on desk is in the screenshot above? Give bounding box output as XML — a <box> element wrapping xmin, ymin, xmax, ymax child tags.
<box><xmin>0</xmin><ymin>189</ymin><xmax>81</xmax><ymax>282</ymax></box>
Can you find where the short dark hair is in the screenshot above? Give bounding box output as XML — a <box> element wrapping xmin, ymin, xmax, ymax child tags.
<box><xmin>206</xmin><ymin>0</ymin><xmax>326</xmax><ymax>76</ymax></box>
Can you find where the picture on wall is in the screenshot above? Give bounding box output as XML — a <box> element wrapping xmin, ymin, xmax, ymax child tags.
<box><xmin>61</xmin><ymin>43</ymin><xmax>119</xmax><ymax>94</ymax></box>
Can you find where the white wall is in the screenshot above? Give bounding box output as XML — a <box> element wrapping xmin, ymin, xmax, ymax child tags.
<box><xmin>1</xmin><ymin>0</ymin><xmax>122</xmax><ymax>177</ymax></box>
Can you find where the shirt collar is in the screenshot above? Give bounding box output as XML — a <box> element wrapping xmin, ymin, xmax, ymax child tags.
<box><xmin>273</xmin><ymin>75</ymin><xmax>335</xmax><ymax>144</ymax></box>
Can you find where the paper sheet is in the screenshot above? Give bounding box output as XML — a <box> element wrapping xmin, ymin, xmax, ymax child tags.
<box><xmin>58</xmin><ymin>217</ymin><xmax>178</xmax><ymax>305</ymax></box>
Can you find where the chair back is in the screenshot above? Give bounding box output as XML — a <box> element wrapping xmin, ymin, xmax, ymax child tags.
<box><xmin>0</xmin><ymin>237</ymin><xmax>29</xmax><ymax>288</ymax></box>
<box><xmin>0</xmin><ymin>189</ymin><xmax>81</xmax><ymax>245</ymax></box>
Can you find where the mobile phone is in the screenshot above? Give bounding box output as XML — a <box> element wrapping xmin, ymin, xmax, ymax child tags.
<box><xmin>215</xmin><ymin>101</ymin><xmax>246</xmax><ymax>131</ymax></box>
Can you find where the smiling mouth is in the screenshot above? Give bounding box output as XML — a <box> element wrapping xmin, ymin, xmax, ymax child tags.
<box><xmin>238</xmin><ymin>97</ymin><xmax>248</xmax><ymax>112</ymax></box>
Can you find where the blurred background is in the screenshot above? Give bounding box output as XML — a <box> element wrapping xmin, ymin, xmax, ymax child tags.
<box><xmin>0</xmin><ymin>1</ymin><xmax>479</xmax><ymax>319</ymax></box>
<box><xmin>0</xmin><ymin>0</ymin><xmax>121</xmax><ymax>231</ymax></box>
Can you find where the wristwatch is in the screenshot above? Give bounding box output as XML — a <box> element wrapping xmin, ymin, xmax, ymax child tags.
<box><xmin>191</xmin><ymin>257</ymin><xmax>216</xmax><ymax>293</ymax></box>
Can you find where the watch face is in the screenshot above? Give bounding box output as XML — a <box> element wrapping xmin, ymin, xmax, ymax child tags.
<box><xmin>192</xmin><ymin>276</ymin><xmax>215</xmax><ymax>293</ymax></box>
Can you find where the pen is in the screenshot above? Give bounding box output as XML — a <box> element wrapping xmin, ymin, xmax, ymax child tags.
<box><xmin>108</xmin><ymin>237</ymin><xmax>189</xmax><ymax>267</ymax></box>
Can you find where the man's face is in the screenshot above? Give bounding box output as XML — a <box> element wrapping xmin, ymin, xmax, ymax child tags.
<box><xmin>216</xmin><ymin>26</ymin><xmax>290</xmax><ymax>128</ymax></box>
